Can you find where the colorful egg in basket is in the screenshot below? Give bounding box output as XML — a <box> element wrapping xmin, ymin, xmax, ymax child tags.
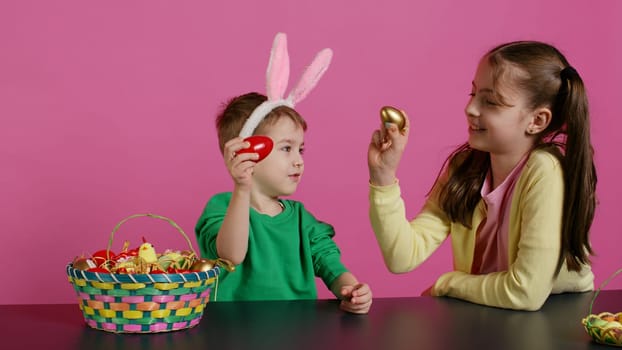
<box><xmin>66</xmin><ymin>213</ymin><xmax>227</xmax><ymax>334</ymax></box>
<box><xmin>582</xmin><ymin>269</ymin><xmax>622</xmax><ymax>346</ymax></box>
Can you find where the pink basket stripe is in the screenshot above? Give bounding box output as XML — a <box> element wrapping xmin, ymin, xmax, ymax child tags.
<box><xmin>189</xmin><ymin>318</ymin><xmax>201</xmax><ymax>327</ymax></box>
<box><xmin>172</xmin><ymin>322</ymin><xmax>188</xmax><ymax>330</ymax></box>
<box><xmin>79</xmin><ymin>292</ymin><xmax>91</xmax><ymax>300</ymax></box>
<box><xmin>86</xmin><ymin>319</ymin><xmax>97</xmax><ymax>328</ymax></box>
<box><xmin>179</xmin><ymin>294</ymin><xmax>197</xmax><ymax>301</ymax></box>
<box><xmin>200</xmin><ymin>289</ymin><xmax>210</xmax><ymax>298</ymax></box>
<box><xmin>152</xmin><ymin>295</ymin><xmax>176</xmax><ymax>303</ymax></box>
<box><xmin>94</xmin><ymin>295</ymin><xmax>116</xmax><ymax>302</ymax></box>
<box><xmin>123</xmin><ymin>324</ymin><xmax>143</xmax><ymax>332</ymax></box>
<box><xmin>149</xmin><ymin>322</ymin><xmax>170</xmax><ymax>332</ymax></box>
<box><xmin>121</xmin><ymin>296</ymin><xmax>145</xmax><ymax>303</ymax></box>
<box><xmin>102</xmin><ymin>323</ymin><xmax>117</xmax><ymax>331</ymax></box>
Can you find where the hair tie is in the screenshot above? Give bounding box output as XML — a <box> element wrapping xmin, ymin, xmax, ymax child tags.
<box><xmin>239</xmin><ymin>33</ymin><xmax>333</xmax><ymax>138</ymax></box>
<box><xmin>560</xmin><ymin>66</ymin><xmax>578</xmax><ymax>82</ymax></box>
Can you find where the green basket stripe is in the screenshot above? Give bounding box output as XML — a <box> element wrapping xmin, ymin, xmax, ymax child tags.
<box><xmin>110</xmin><ymin>317</ymin><xmax>131</xmax><ymax>325</ymax></box>
<box><xmin>191</xmin><ymin>285</ymin><xmax>211</xmax><ymax>293</ymax></box>
<box><xmin>81</xmin><ymin>286</ymin><xmax>102</xmax><ymax>295</ymax></box>
<box><xmin>89</xmin><ymin>314</ymin><xmax>107</xmax><ymax>323</ymax></box>
<box><xmin>167</xmin><ymin>288</ymin><xmax>192</xmax><ymax>295</ymax></box>
<box><xmin>135</xmin><ymin>288</ymin><xmax>165</xmax><ymax>296</ymax></box>
<box><xmin>107</xmin><ymin>289</ymin><xmax>132</xmax><ymax>296</ymax></box>
<box><xmin>128</xmin><ymin>317</ymin><xmax>156</xmax><ymax>325</ymax></box>
<box><xmin>163</xmin><ymin>315</ymin><xmax>200</xmax><ymax>323</ymax></box>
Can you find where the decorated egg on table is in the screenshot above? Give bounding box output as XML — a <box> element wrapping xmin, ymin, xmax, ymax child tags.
<box><xmin>380</xmin><ymin>106</ymin><xmax>406</xmax><ymax>131</ymax></box>
<box><xmin>236</xmin><ymin>135</ymin><xmax>273</xmax><ymax>162</ymax></box>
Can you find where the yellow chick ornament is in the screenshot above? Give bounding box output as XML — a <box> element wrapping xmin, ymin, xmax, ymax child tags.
<box><xmin>138</xmin><ymin>241</ymin><xmax>157</xmax><ymax>264</ymax></box>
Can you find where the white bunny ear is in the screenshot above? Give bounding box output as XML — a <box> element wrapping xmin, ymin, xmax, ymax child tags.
<box><xmin>239</xmin><ymin>33</ymin><xmax>332</xmax><ymax>138</ymax></box>
<box><xmin>265</xmin><ymin>33</ymin><xmax>290</xmax><ymax>101</ymax></box>
<box><xmin>287</xmin><ymin>48</ymin><xmax>332</xmax><ymax>105</ymax></box>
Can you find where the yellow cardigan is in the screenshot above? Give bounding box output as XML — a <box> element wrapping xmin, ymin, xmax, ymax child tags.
<box><xmin>369</xmin><ymin>149</ymin><xmax>593</xmax><ymax>311</ymax></box>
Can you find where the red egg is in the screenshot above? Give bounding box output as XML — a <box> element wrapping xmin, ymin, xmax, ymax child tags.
<box><xmin>92</xmin><ymin>249</ymin><xmax>115</xmax><ymax>267</ymax></box>
<box><xmin>87</xmin><ymin>267</ymin><xmax>110</xmax><ymax>273</ymax></box>
<box><xmin>236</xmin><ymin>136</ymin><xmax>273</xmax><ymax>162</ymax></box>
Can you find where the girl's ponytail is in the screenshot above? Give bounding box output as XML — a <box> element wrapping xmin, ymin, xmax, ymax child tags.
<box><xmin>553</xmin><ymin>66</ymin><xmax>597</xmax><ymax>271</ymax></box>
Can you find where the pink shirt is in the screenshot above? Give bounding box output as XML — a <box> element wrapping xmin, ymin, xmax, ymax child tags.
<box><xmin>471</xmin><ymin>156</ymin><xmax>528</xmax><ymax>275</ymax></box>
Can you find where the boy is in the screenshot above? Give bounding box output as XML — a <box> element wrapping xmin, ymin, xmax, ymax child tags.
<box><xmin>195</xmin><ymin>92</ymin><xmax>372</xmax><ymax>314</ymax></box>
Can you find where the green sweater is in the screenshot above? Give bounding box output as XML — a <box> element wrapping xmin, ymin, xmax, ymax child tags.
<box><xmin>195</xmin><ymin>192</ymin><xmax>348</xmax><ymax>301</ymax></box>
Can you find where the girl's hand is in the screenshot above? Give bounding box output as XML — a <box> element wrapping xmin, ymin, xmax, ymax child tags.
<box><xmin>368</xmin><ymin>112</ymin><xmax>411</xmax><ymax>186</ymax></box>
<box><xmin>339</xmin><ymin>283</ymin><xmax>373</xmax><ymax>314</ymax></box>
<box><xmin>223</xmin><ymin>137</ymin><xmax>259</xmax><ymax>188</ymax></box>
<box><xmin>420</xmin><ymin>285</ymin><xmax>434</xmax><ymax>297</ymax></box>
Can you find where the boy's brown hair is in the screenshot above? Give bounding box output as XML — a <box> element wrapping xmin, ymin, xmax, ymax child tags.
<box><xmin>216</xmin><ymin>92</ymin><xmax>307</xmax><ymax>154</ymax></box>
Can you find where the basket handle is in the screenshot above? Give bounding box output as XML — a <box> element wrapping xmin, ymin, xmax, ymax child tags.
<box><xmin>588</xmin><ymin>267</ymin><xmax>622</xmax><ymax>315</ymax></box>
<box><xmin>106</xmin><ymin>213</ymin><xmax>196</xmax><ymax>260</ymax></box>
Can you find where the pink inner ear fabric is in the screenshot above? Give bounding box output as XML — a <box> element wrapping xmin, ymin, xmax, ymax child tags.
<box><xmin>288</xmin><ymin>48</ymin><xmax>332</xmax><ymax>105</ymax></box>
<box><xmin>266</xmin><ymin>33</ymin><xmax>290</xmax><ymax>101</ymax></box>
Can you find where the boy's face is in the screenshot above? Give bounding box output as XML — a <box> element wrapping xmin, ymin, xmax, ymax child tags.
<box><xmin>252</xmin><ymin>117</ymin><xmax>305</xmax><ymax>197</ymax></box>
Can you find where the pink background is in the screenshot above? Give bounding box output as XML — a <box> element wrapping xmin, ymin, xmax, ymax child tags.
<box><xmin>1</xmin><ymin>0</ymin><xmax>621</xmax><ymax>304</ymax></box>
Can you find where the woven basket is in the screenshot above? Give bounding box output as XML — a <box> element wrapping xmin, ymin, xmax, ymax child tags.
<box><xmin>582</xmin><ymin>268</ymin><xmax>622</xmax><ymax>346</ymax></box>
<box><xmin>66</xmin><ymin>213</ymin><xmax>220</xmax><ymax>333</ymax></box>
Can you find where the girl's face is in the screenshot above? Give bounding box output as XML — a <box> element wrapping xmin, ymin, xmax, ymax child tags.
<box><xmin>464</xmin><ymin>59</ymin><xmax>535</xmax><ymax>158</ymax></box>
<box><xmin>252</xmin><ymin>117</ymin><xmax>305</xmax><ymax>198</ymax></box>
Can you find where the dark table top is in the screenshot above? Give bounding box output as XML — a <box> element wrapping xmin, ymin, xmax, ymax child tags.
<box><xmin>2</xmin><ymin>290</ymin><xmax>620</xmax><ymax>350</ymax></box>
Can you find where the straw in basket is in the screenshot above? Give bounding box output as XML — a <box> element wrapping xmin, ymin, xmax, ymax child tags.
<box><xmin>582</xmin><ymin>268</ymin><xmax>622</xmax><ymax>346</ymax></box>
<box><xmin>66</xmin><ymin>213</ymin><xmax>220</xmax><ymax>333</ymax></box>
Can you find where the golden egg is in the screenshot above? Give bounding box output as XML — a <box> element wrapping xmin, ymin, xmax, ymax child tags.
<box><xmin>380</xmin><ymin>106</ymin><xmax>406</xmax><ymax>131</ymax></box>
<box><xmin>190</xmin><ymin>258</ymin><xmax>216</xmax><ymax>272</ymax></box>
<box><xmin>72</xmin><ymin>257</ymin><xmax>94</xmax><ymax>270</ymax></box>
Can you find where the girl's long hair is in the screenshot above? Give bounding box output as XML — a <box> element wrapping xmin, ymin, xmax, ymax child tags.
<box><xmin>436</xmin><ymin>41</ymin><xmax>597</xmax><ymax>272</ymax></box>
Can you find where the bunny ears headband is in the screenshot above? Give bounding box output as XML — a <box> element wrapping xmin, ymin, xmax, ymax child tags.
<box><xmin>238</xmin><ymin>33</ymin><xmax>333</xmax><ymax>138</ymax></box>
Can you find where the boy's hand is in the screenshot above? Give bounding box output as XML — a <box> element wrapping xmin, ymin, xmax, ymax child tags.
<box><xmin>223</xmin><ymin>137</ymin><xmax>259</xmax><ymax>188</ymax></box>
<box><xmin>339</xmin><ymin>283</ymin><xmax>372</xmax><ymax>314</ymax></box>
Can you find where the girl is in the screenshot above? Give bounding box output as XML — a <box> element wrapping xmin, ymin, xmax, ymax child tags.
<box><xmin>368</xmin><ymin>41</ymin><xmax>597</xmax><ymax>311</ymax></box>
